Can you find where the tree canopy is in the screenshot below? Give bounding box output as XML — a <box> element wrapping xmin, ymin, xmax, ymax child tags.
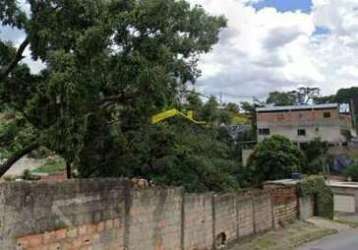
<box><xmin>0</xmin><ymin>0</ymin><xmax>231</xmax><ymax>188</ymax></box>
<box><xmin>266</xmin><ymin>91</ymin><xmax>296</xmax><ymax>106</ymax></box>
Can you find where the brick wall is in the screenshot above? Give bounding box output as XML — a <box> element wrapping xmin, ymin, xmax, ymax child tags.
<box><xmin>266</xmin><ymin>186</ymin><xmax>298</xmax><ymax>227</ymax></box>
<box><xmin>0</xmin><ymin>179</ymin><xmax>298</xmax><ymax>250</ymax></box>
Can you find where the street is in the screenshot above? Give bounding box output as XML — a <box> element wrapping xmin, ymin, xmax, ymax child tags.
<box><xmin>298</xmin><ymin>229</ymin><xmax>358</xmax><ymax>250</ymax></box>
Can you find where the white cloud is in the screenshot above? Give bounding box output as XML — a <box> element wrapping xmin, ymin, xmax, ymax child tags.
<box><xmin>2</xmin><ymin>0</ymin><xmax>358</xmax><ymax>99</ymax></box>
<box><xmin>190</xmin><ymin>0</ymin><xmax>358</xmax><ymax>102</ymax></box>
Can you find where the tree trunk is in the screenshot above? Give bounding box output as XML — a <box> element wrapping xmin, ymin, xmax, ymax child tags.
<box><xmin>0</xmin><ymin>142</ymin><xmax>39</xmax><ymax>177</ymax></box>
<box><xmin>0</xmin><ymin>37</ymin><xmax>30</xmax><ymax>82</ymax></box>
<box><xmin>66</xmin><ymin>161</ymin><xmax>72</xmax><ymax>179</ymax></box>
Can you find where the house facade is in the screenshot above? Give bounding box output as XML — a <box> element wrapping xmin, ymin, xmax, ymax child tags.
<box><xmin>256</xmin><ymin>104</ymin><xmax>356</xmax><ymax>146</ymax></box>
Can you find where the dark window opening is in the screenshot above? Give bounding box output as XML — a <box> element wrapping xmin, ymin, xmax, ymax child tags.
<box><xmin>298</xmin><ymin>129</ymin><xmax>306</xmax><ymax>136</ymax></box>
<box><xmin>259</xmin><ymin>128</ymin><xmax>270</xmax><ymax>135</ymax></box>
<box><xmin>323</xmin><ymin>112</ymin><xmax>331</xmax><ymax>118</ymax></box>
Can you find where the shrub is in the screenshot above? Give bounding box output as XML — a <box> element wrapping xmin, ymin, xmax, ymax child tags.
<box><xmin>301</xmin><ymin>138</ymin><xmax>329</xmax><ymax>175</ymax></box>
<box><xmin>247</xmin><ymin>135</ymin><xmax>304</xmax><ymax>185</ymax></box>
<box><xmin>298</xmin><ymin>176</ymin><xmax>334</xmax><ymax>219</ymax></box>
<box><xmin>344</xmin><ymin>163</ymin><xmax>358</xmax><ymax>181</ymax></box>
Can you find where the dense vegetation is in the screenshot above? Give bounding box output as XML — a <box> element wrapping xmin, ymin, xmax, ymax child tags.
<box><xmin>1</xmin><ymin>1</ymin><xmax>355</xmax><ymax>193</ymax></box>
<box><xmin>344</xmin><ymin>162</ymin><xmax>358</xmax><ymax>181</ymax></box>
<box><xmin>247</xmin><ymin>135</ymin><xmax>305</xmax><ymax>185</ymax></box>
<box><xmin>298</xmin><ymin>176</ymin><xmax>334</xmax><ymax>219</ymax></box>
<box><xmin>0</xmin><ymin>0</ymin><xmax>249</xmax><ymax>192</ymax></box>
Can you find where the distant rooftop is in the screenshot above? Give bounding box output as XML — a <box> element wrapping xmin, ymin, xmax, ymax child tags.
<box><xmin>257</xmin><ymin>103</ymin><xmax>338</xmax><ymax>113</ymax></box>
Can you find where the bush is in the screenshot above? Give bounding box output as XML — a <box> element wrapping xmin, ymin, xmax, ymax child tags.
<box><xmin>247</xmin><ymin>135</ymin><xmax>304</xmax><ymax>185</ymax></box>
<box><xmin>344</xmin><ymin>163</ymin><xmax>358</xmax><ymax>181</ymax></box>
<box><xmin>298</xmin><ymin>176</ymin><xmax>334</xmax><ymax>219</ymax></box>
<box><xmin>301</xmin><ymin>138</ymin><xmax>329</xmax><ymax>175</ymax></box>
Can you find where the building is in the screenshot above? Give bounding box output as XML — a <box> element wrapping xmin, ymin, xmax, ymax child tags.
<box><xmin>256</xmin><ymin>104</ymin><xmax>356</xmax><ymax>146</ymax></box>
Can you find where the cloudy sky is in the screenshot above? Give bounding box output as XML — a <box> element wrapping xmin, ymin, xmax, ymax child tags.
<box><xmin>189</xmin><ymin>0</ymin><xmax>358</xmax><ymax>102</ymax></box>
<box><xmin>1</xmin><ymin>0</ymin><xmax>358</xmax><ymax>102</ymax></box>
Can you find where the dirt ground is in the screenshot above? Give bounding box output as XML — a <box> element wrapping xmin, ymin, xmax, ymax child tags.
<box><xmin>229</xmin><ymin>221</ymin><xmax>337</xmax><ymax>250</ymax></box>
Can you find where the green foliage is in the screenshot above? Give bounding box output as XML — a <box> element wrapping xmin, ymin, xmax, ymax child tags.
<box><xmin>248</xmin><ymin>135</ymin><xmax>304</xmax><ymax>185</ymax></box>
<box><xmin>336</xmin><ymin>87</ymin><xmax>358</xmax><ymax>103</ymax></box>
<box><xmin>298</xmin><ymin>176</ymin><xmax>334</xmax><ymax>219</ymax></box>
<box><xmin>77</xmin><ymin>118</ymin><xmax>240</xmax><ymax>192</ymax></box>
<box><xmin>240</xmin><ymin>101</ymin><xmax>258</xmax><ymax>139</ymax></box>
<box><xmin>314</xmin><ymin>95</ymin><xmax>336</xmax><ymax>104</ymax></box>
<box><xmin>22</xmin><ymin>169</ymin><xmax>41</xmax><ymax>181</ymax></box>
<box><xmin>301</xmin><ymin>138</ymin><xmax>329</xmax><ymax>175</ymax></box>
<box><xmin>0</xmin><ymin>112</ymin><xmax>37</xmax><ymax>161</ymax></box>
<box><xmin>343</xmin><ymin>162</ymin><xmax>358</xmax><ymax>181</ymax></box>
<box><xmin>0</xmin><ymin>0</ymin><xmax>234</xmax><ymax>192</ymax></box>
<box><xmin>32</xmin><ymin>159</ymin><xmax>65</xmax><ymax>174</ymax></box>
<box><xmin>266</xmin><ymin>91</ymin><xmax>296</xmax><ymax>106</ymax></box>
<box><xmin>201</xmin><ymin>96</ymin><xmax>220</xmax><ymax>124</ymax></box>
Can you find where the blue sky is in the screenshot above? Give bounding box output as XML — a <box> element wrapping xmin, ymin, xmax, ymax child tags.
<box><xmin>253</xmin><ymin>0</ymin><xmax>313</xmax><ymax>13</ymax></box>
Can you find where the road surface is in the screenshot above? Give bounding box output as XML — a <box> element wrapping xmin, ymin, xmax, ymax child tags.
<box><xmin>298</xmin><ymin>229</ymin><xmax>358</xmax><ymax>250</ymax></box>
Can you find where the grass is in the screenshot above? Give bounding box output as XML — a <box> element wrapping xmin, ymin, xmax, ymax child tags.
<box><xmin>230</xmin><ymin>221</ymin><xmax>337</xmax><ymax>250</ymax></box>
<box><xmin>334</xmin><ymin>219</ymin><xmax>358</xmax><ymax>228</ymax></box>
<box><xmin>32</xmin><ymin>159</ymin><xmax>65</xmax><ymax>174</ymax></box>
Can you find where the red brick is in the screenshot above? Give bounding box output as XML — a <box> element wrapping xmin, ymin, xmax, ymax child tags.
<box><xmin>18</xmin><ymin>234</ymin><xmax>43</xmax><ymax>247</ymax></box>
<box><xmin>78</xmin><ymin>225</ymin><xmax>87</xmax><ymax>236</ymax></box>
<box><xmin>67</xmin><ymin>228</ymin><xmax>78</xmax><ymax>238</ymax></box>
<box><xmin>43</xmin><ymin>231</ymin><xmax>57</xmax><ymax>244</ymax></box>
<box><xmin>96</xmin><ymin>222</ymin><xmax>105</xmax><ymax>232</ymax></box>
<box><xmin>55</xmin><ymin>229</ymin><xmax>67</xmax><ymax>240</ymax></box>
<box><xmin>87</xmin><ymin>224</ymin><xmax>97</xmax><ymax>234</ymax></box>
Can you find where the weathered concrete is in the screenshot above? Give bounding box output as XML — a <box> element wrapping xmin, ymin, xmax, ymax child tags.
<box><xmin>328</xmin><ymin>181</ymin><xmax>358</xmax><ymax>213</ymax></box>
<box><xmin>0</xmin><ymin>179</ymin><xmax>300</xmax><ymax>250</ymax></box>
<box><xmin>299</xmin><ymin>196</ymin><xmax>314</xmax><ymax>220</ymax></box>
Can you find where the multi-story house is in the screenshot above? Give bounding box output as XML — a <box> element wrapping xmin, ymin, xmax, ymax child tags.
<box><xmin>256</xmin><ymin>104</ymin><xmax>356</xmax><ymax>146</ymax></box>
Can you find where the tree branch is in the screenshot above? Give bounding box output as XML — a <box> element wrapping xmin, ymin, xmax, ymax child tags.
<box><xmin>0</xmin><ymin>37</ymin><xmax>30</xmax><ymax>82</ymax></box>
<box><xmin>0</xmin><ymin>142</ymin><xmax>39</xmax><ymax>177</ymax></box>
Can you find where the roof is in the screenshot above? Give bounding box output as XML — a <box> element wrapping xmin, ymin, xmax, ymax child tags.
<box><xmin>264</xmin><ymin>179</ymin><xmax>301</xmax><ymax>186</ymax></box>
<box><xmin>256</xmin><ymin>103</ymin><xmax>338</xmax><ymax>113</ymax></box>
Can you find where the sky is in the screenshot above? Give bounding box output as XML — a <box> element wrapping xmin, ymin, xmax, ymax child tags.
<box><xmin>1</xmin><ymin>0</ymin><xmax>358</xmax><ymax>102</ymax></box>
<box><xmin>189</xmin><ymin>0</ymin><xmax>358</xmax><ymax>102</ymax></box>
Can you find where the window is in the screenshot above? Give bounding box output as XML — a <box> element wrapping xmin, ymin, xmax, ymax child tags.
<box><xmin>258</xmin><ymin>128</ymin><xmax>270</xmax><ymax>135</ymax></box>
<box><xmin>297</xmin><ymin>129</ymin><xmax>306</xmax><ymax>136</ymax></box>
<box><xmin>323</xmin><ymin>112</ymin><xmax>331</xmax><ymax>118</ymax></box>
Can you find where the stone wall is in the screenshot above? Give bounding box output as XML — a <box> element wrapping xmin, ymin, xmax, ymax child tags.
<box><xmin>0</xmin><ymin>179</ymin><xmax>298</xmax><ymax>250</ymax></box>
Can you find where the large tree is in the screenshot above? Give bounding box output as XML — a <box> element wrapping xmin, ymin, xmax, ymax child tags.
<box><xmin>266</xmin><ymin>91</ymin><xmax>296</xmax><ymax>106</ymax></box>
<box><xmin>0</xmin><ymin>0</ymin><xmax>227</xmax><ymax>179</ymax></box>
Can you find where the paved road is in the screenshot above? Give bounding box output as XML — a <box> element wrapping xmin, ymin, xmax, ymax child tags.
<box><xmin>298</xmin><ymin>229</ymin><xmax>358</xmax><ymax>250</ymax></box>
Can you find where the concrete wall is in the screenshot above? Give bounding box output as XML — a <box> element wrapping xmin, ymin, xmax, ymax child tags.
<box><xmin>257</xmin><ymin>107</ymin><xmax>354</xmax><ymax>144</ymax></box>
<box><xmin>0</xmin><ymin>179</ymin><xmax>299</xmax><ymax>250</ymax></box>
<box><xmin>258</xmin><ymin>126</ymin><xmax>346</xmax><ymax>144</ymax></box>
<box><xmin>299</xmin><ymin>196</ymin><xmax>314</xmax><ymax>220</ymax></box>
<box><xmin>329</xmin><ymin>183</ymin><xmax>358</xmax><ymax>214</ymax></box>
